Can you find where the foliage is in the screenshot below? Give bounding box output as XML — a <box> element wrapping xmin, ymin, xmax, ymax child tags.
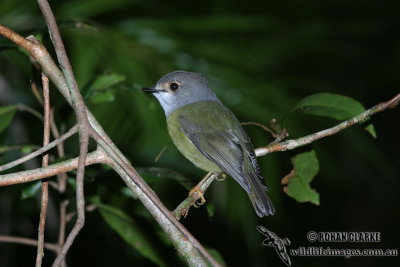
<box><xmin>282</xmin><ymin>150</ymin><xmax>320</xmax><ymax>205</ymax></box>
<box><xmin>292</xmin><ymin>92</ymin><xmax>376</xmax><ymax>137</ymax></box>
<box><xmin>0</xmin><ymin>105</ymin><xmax>17</xmax><ymax>134</ymax></box>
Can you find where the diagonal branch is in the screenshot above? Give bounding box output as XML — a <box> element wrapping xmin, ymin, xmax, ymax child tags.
<box><xmin>0</xmin><ymin>124</ymin><xmax>78</xmax><ymax>172</ymax></box>
<box><xmin>0</xmin><ymin>148</ymin><xmax>109</xmax><ymax>186</ymax></box>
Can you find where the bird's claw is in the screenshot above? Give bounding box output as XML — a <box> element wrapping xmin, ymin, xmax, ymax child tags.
<box><xmin>216</xmin><ymin>173</ymin><xmax>227</xmax><ymax>181</ymax></box>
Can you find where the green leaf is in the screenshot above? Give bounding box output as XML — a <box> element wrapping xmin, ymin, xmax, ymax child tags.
<box><xmin>67</xmin><ymin>177</ymin><xmax>76</xmax><ymax>190</ymax></box>
<box><xmin>20</xmin><ymin>145</ymin><xmax>37</xmax><ymax>154</ymax></box>
<box><xmin>89</xmin><ymin>90</ymin><xmax>115</xmax><ymax>103</ymax></box>
<box><xmin>0</xmin><ymin>145</ymin><xmax>38</xmax><ymax>154</ymax></box>
<box><xmin>0</xmin><ymin>105</ymin><xmax>17</xmax><ymax>134</ymax></box>
<box><xmin>0</xmin><ymin>146</ymin><xmax>9</xmax><ymax>153</ymax></box>
<box><xmin>91</xmin><ymin>197</ymin><xmax>167</xmax><ymax>267</ymax></box>
<box><xmin>84</xmin><ymin>72</ymin><xmax>126</xmax><ymax>97</ymax></box>
<box><xmin>137</xmin><ymin>167</ymin><xmax>194</xmax><ymax>190</ymax></box>
<box><xmin>364</xmin><ymin>124</ymin><xmax>377</xmax><ymax>138</ymax></box>
<box><xmin>120</xmin><ymin>186</ymin><xmax>138</xmax><ymax>199</ymax></box>
<box><xmin>282</xmin><ymin>150</ymin><xmax>320</xmax><ymax>205</ymax></box>
<box><xmin>293</xmin><ymin>93</ymin><xmax>376</xmax><ymax>138</ymax></box>
<box><xmin>89</xmin><ymin>72</ymin><xmax>125</xmax><ymax>91</ymax></box>
<box><xmin>206</xmin><ymin>202</ymin><xmax>215</xmax><ymax>219</ymax></box>
<box><xmin>21</xmin><ymin>181</ymin><xmax>42</xmax><ymax>199</ymax></box>
<box><xmin>0</xmin><ymin>39</ymin><xmax>18</xmax><ymax>49</ymax></box>
<box><xmin>84</xmin><ymin>72</ymin><xmax>126</xmax><ymax>103</ymax></box>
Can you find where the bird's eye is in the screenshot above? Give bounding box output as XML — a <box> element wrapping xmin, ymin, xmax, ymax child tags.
<box><xmin>170</xmin><ymin>82</ymin><xmax>180</xmax><ymax>91</ymax></box>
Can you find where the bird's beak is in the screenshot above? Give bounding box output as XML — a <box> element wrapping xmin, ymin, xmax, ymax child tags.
<box><xmin>142</xmin><ymin>87</ymin><xmax>165</xmax><ymax>93</ymax></box>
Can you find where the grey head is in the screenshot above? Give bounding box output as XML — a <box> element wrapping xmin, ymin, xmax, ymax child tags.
<box><xmin>142</xmin><ymin>71</ymin><xmax>220</xmax><ymax>116</ymax></box>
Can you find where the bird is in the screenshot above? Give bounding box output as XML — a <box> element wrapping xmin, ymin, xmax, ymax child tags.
<box><xmin>142</xmin><ymin>70</ymin><xmax>275</xmax><ymax>217</ymax></box>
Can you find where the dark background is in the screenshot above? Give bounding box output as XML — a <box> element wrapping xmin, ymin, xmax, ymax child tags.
<box><xmin>0</xmin><ymin>0</ymin><xmax>399</xmax><ymax>266</ymax></box>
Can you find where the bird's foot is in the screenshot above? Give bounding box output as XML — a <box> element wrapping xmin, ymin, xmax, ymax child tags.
<box><xmin>216</xmin><ymin>173</ymin><xmax>227</xmax><ymax>181</ymax></box>
<box><xmin>189</xmin><ymin>186</ymin><xmax>206</xmax><ymax>207</ymax></box>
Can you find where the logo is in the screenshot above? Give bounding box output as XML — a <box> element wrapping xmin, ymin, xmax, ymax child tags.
<box><xmin>257</xmin><ymin>226</ymin><xmax>292</xmax><ymax>266</ymax></box>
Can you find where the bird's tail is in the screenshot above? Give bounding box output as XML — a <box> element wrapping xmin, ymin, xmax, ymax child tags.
<box><xmin>247</xmin><ymin>170</ymin><xmax>275</xmax><ymax>217</ymax></box>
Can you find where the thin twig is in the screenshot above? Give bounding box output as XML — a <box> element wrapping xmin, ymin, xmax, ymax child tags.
<box><xmin>17</xmin><ymin>103</ymin><xmax>44</xmax><ymax>121</ymax></box>
<box><xmin>30</xmin><ymin>79</ymin><xmax>44</xmax><ymax>106</ymax></box>
<box><xmin>0</xmin><ymin>124</ymin><xmax>78</xmax><ymax>172</ymax></box>
<box><xmin>36</xmin><ymin>73</ymin><xmax>50</xmax><ymax>267</ymax></box>
<box><xmin>49</xmin><ymin>109</ymin><xmax>69</xmax><ymax>193</ymax></box>
<box><xmin>241</xmin><ymin>120</ymin><xmax>289</xmax><ymax>146</ymax></box>
<box><xmin>58</xmin><ymin>200</ymin><xmax>69</xmax><ymax>252</ymax></box>
<box><xmin>267</xmin><ymin>128</ymin><xmax>288</xmax><ymax>146</ymax></box>
<box><xmin>241</xmin><ymin>121</ymin><xmax>277</xmax><ymax>137</ymax></box>
<box><xmin>255</xmin><ymin>92</ymin><xmax>400</xmax><ymax>156</ymax></box>
<box><xmin>65</xmin><ymin>204</ymin><xmax>97</xmax><ymax>223</ymax></box>
<box><xmin>154</xmin><ymin>144</ymin><xmax>168</xmax><ymax>162</ymax></box>
<box><xmin>0</xmin><ymin>236</ymin><xmax>59</xmax><ymax>253</ymax></box>
<box><xmin>49</xmin><ymin>110</ymin><xmax>69</xmax><ymax>263</ymax></box>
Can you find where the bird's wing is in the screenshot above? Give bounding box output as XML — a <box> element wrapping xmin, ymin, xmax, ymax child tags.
<box><xmin>178</xmin><ymin>113</ymin><xmax>254</xmax><ymax>192</ymax></box>
<box><xmin>178</xmin><ymin>104</ymin><xmax>274</xmax><ymax>217</ymax></box>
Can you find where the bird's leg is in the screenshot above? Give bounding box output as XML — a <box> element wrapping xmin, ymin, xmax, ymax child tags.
<box><xmin>174</xmin><ymin>172</ymin><xmax>220</xmax><ymax>219</ymax></box>
<box><xmin>189</xmin><ymin>171</ymin><xmax>215</xmax><ymax>206</ymax></box>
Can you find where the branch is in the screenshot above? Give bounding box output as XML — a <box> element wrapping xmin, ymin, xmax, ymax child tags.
<box><xmin>241</xmin><ymin>121</ymin><xmax>277</xmax><ymax>137</ymax></box>
<box><xmin>49</xmin><ymin>110</ymin><xmax>69</xmax><ymax>267</ymax></box>
<box><xmin>242</xmin><ymin>120</ymin><xmax>289</xmax><ymax>146</ymax></box>
<box><xmin>0</xmin><ymin>148</ymin><xmax>109</xmax><ymax>186</ymax></box>
<box><xmin>0</xmin><ymin>124</ymin><xmax>78</xmax><ymax>172</ymax></box>
<box><xmin>36</xmin><ymin>73</ymin><xmax>50</xmax><ymax>267</ymax></box>
<box><xmin>49</xmin><ymin>108</ymin><xmax>69</xmax><ymax>192</ymax></box>
<box><xmin>49</xmin><ymin>109</ymin><xmax>69</xmax><ymax>265</ymax></box>
<box><xmin>30</xmin><ymin>80</ymin><xmax>44</xmax><ymax>106</ymax></box>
